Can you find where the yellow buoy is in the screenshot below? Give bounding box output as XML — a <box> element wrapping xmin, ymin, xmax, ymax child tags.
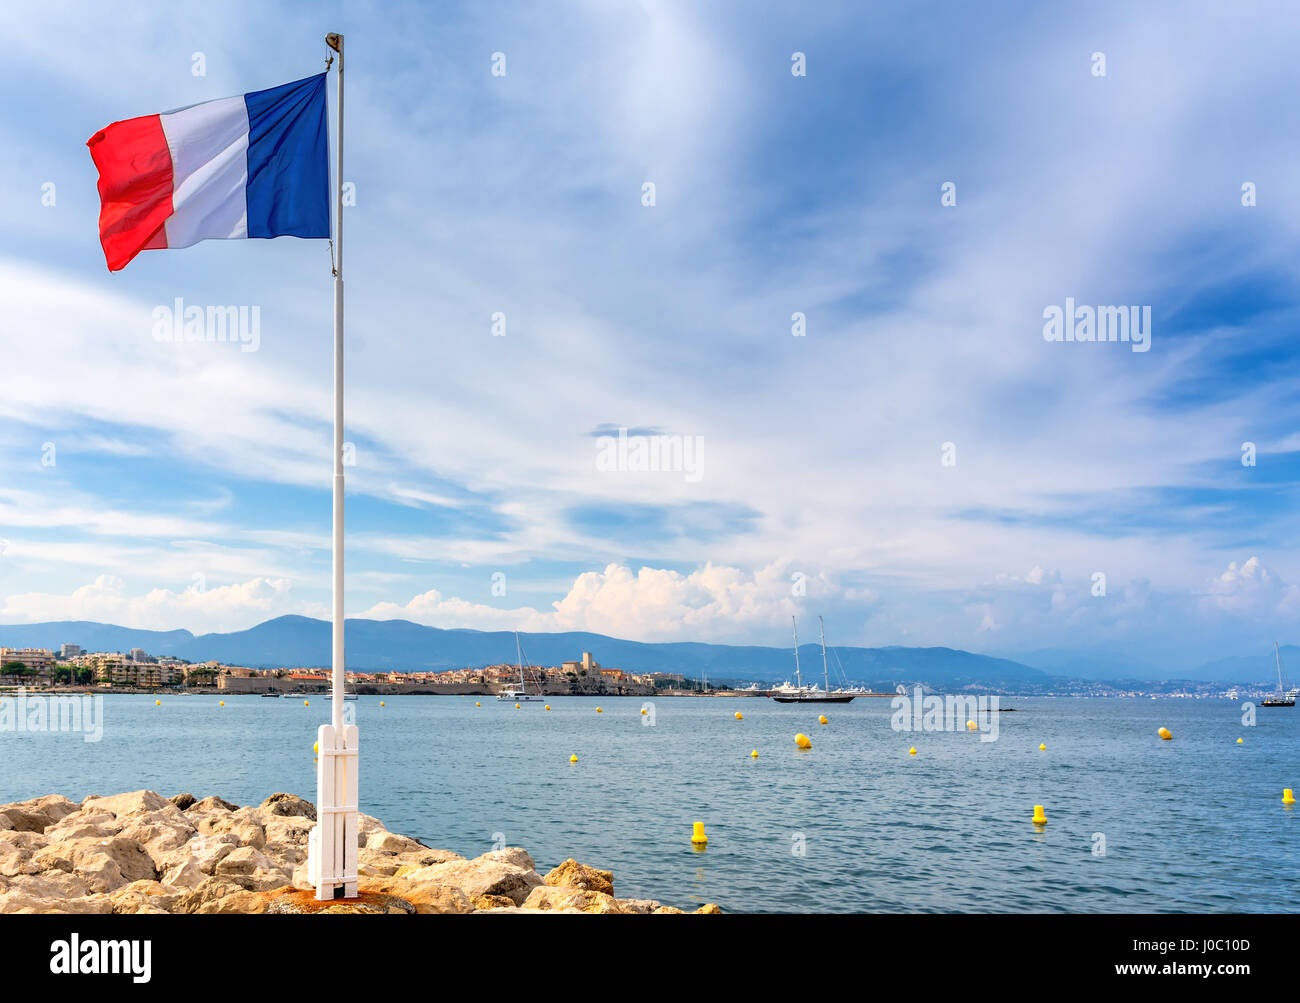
<box><xmin>1158</xmin><ymin>727</ymin><xmax>1172</xmax><ymax>741</ymax></box>
<box><xmin>794</xmin><ymin>733</ymin><xmax>812</xmax><ymax>749</ymax></box>
<box><xmin>966</xmin><ymin>719</ymin><xmax>977</xmax><ymax>731</ymax></box>
<box><xmin>1039</xmin><ymin>743</ymin><xmax>1046</xmax><ymax>751</ymax></box>
<box><xmin>303</xmin><ymin>700</ymin><xmax>309</xmax><ymax>706</ymax></box>
<box><xmin>1236</xmin><ymin>737</ymin><xmax>1243</xmax><ymax>744</ymax></box>
<box><xmin>596</xmin><ymin>707</ymin><xmax>603</xmax><ymax>713</ymax></box>
<box><xmin>818</xmin><ymin>714</ymin><xmax>828</xmax><ymax>725</ymax></box>
<box><xmin>735</xmin><ymin>711</ymin><xmax>743</xmax><ymax>720</ymax></box>
<box><xmin>219</xmin><ymin>700</ymin><xmax>225</xmax><ymax>707</ymax></box>
<box><xmin>515</xmin><ymin>702</ymin><xmax>521</xmax><ymax>709</ymax></box>
<box><xmin>475</xmin><ymin>701</ymin><xmax>481</xmax><ymax>707</ymax></box>
<box><xmin>641</xmin><ymin>707</ymin><xmax>648</xmax><ymax>715</ymax></box>
<box><xmin>751</xmin><ymin>749</ymin><xmax>758</xmax><ymax>758</ymax></box>
<box><xmin>569</xmin><ymin>754</ymin><xmax>578</xmax><ymax>763</ymax></box>
<box><xmin>1284</xmin><ymin>788</ymin><xmax>1296</xmax><ymax>805</ymax></box>
<box><xmin>908</xmin><ymin>747</ymin><xmax>917</xmax><ymax>756</ymax></box>
<box><xmin>691</xmin><ymin>822</ymin><xmax>708</xmax><ymax>845</ymax></box>
<box><xmin>380</xmin><ymin>701</ymin><xmax>385</xmax><ymax>707</ymax></box>
<box><xmin>313</xmin><ymin>741</ymin><xmax>319</xmax><ymax>755</ymax></box>
<box><xmin>545</xmin><ymin>704</ymin><xmax>551</xmax><ymax>711</ymax></box>
<box><xmin>1032</xmin><ymin>804</ymin><xmax>1048</xmax><ymax>825</ymax></box>
<box><xmin>155</xmin><ymin>700</ymin><xmax>161</xmax><ymax>706</ymax></box>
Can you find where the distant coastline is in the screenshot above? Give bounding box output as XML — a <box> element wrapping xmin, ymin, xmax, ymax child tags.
<box><xmin>2</xmin><ymin>615</ymin><xmax>1293</xmax><ymax>692</ymax></box>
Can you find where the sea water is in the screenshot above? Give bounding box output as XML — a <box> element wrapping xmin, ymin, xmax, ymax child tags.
<box><xmin>1</xmin><ymin>694</ymin><xmax>1295</xmax><ymax>913</ymax></box>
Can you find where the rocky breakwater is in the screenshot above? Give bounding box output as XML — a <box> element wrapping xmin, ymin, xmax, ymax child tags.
<box><xmin>0</xmin><ymin>791</ymin><xmax>720</xmax><ymax>915</ymax></box>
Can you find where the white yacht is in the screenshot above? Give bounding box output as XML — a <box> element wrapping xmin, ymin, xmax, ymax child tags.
<box><xmin>770</xmin><ymin>616</ymin><xmax>856</xmax><ymax>704</ymax></box>
<box><xmin>498</xmin><ymin>631</ymin><xmax>546</xmax><ymax>702</ymax></box>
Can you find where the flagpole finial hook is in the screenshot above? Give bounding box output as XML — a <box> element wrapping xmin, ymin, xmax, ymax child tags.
<box><xmin>326</xmin><ymin>33</ymin><xmax>343</xmax><ymax>53</ymax></box>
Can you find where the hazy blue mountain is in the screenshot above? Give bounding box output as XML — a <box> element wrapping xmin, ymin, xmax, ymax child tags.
<box><xmin>1184</xmin><ymin>645</ymin><xmax>1300</xmax><ymax>685</ymax></box>
<box><xmin>0</xmin><ymin>621</ymin><xmax>197</xmax><ymax>656</ymax></box>
<box><xmin>4</xmin><ymin>616</ymin><xmax>1285</xmax><ymax>687</ymax></box>
<box><xmin>0</xmin><ymin>615</ymin><xmax>1045</xmax><ymax>685</ymax></box>
<box><xmin>1005</xmin><ymin>646</ymin><xmax>1168</xmax><ymax>681</ymax></box>
<box><xmin>1010</xmin><ymin>643</ymin><xmax>1298</xmax><ymax>684</ymax></box>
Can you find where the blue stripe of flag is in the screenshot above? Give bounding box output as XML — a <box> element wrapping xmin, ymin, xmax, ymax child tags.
<box><xmin>244</xmin><ymin>73</ymin><xmax>330</xmax><ymax>240</ymax></box>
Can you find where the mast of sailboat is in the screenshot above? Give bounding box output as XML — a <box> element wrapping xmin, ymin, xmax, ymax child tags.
<box><xmin>515</xmin><ymin>630</ymin><xmax>525</xmax><ymax>690</ymax></box>
<box><xmin>819</xmin><ymin>615</ymin><xmax>830</xmax><ymax>694</ymax></box>
<box><xmin>792</xmin><ymin>615</ymin><xmax>802</xmax><ymax>688</ymax></box>
<box><xmin>1276</xmin><ymin>641</ymin><xmax>1286</xmax><ymax>694</ymax></box>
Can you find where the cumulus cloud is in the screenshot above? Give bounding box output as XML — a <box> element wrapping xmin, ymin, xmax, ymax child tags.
<box><xmin>362</xmin><ymin>561</ymin><xmax>831</xmax><ymax>643</ymax></box>
<box><xmin>0</xmin><ymin>575</ymin><xmax>303</xmax><ymax>634</ymax></box>
<box><xmin>1201</xmin><ymin>556</ymin><xmax>1300</xmax><ymax>616</ymax></box>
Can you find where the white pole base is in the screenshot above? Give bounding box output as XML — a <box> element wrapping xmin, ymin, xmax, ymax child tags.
<box><xmin>307</xmin><ymin>722</ymin><xmax>358</xmax><ymax>899</ymax></box>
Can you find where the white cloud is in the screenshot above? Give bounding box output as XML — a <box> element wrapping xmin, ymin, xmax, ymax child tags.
<box><xmin>1201</xmin><ymin>556</ymin><xmax>1300</xmax><ymax>616</ymax></box>
<box><xmin>360</xmin><ymin>560</ymin><xmax>828</xmax><ymax>643</ymax></box>
<box><xmin>0</xmin><ymin>575</ymin><xmax>302</xmax><ymax>633</ymax></box>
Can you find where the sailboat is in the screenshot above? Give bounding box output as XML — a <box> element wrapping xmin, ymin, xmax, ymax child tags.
<box><xmin>1261</xmin><ymin>642</ymin><xmax>1296</xmax><ymax>707</ymax></box>
<box><xmin>498</xmin><ymin>631</ymin><xmax>546</xmax><ymax>702</ymax></box>
<box><xmin>771</xmin><ymin>615</ymin><xmax>856</xmax><ymax>703</ymax></box>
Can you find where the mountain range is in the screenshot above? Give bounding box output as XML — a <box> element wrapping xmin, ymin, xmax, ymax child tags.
<box><xmin>0</xmin><ymin>616</ymin><xmax>1292</xmax><ymax>688</ymax></box>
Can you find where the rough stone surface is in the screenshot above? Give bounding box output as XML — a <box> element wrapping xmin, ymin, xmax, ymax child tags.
<box><xmin>523</xmin><ymin>884</ymin><xmax>628</xmax><ymax>913</ymax></box>
<box><xmin>259</xmin><ymin>792</ymin><xmax>317</xmax><ymax>821</ymax></box>
<box><xmin>0</xmin><ymin>790</ymin><xmax>705</xmax><ymax>915</ymax></box>
<box><xmin>544</xmin><ymin>858</ymin><xmax>615</xmax><ymax>896</ymax></box>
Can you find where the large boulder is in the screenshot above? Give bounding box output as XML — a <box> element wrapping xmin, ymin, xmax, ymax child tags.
<box><xmin>0</xmin><ymin>795</ymin><xmax>79</xmax><ymax>834</ymax></box>
<box><xmin>172</xmin><ymin>877</ymin><xmax>267</xmax><ymax>915</ymax></box>
<box><xmin>159</xmin><ymin>856</ymin><xmax>206</xmax><ymax>890</ymax></box>
<box><xmin>258</xmin><ymin>793</ymin><xmax>316</xmax><ymax>821</ymax></box>
<box><xmin>365</xmin><ymin>830</ymin><xmax>427</xmax><ymax>854</ymax></box>
<box><xmin>478</xmin><ymin>847</ymin><xmax>536</xmax><ymax>871</ymax></box>
<box><xmin>263</xmin><ymin>815</ymin><xmax>315</xmax><ymax>869</ymax></box>
<box><xmin>521</xmin><ymin>885</ymin><xmax>627</xmax><ymax>914</ymax></box>
<box><xmin>81</xmin><ymin>790</ymin><xmax>168</xmax><ymax>818</ymax></box>
<box><xmin>43</xmin><ymin>819</ymin><xmax>113</xmax><ymax>843</ymax></box>
<box><xmin>153</xmin><ymin>832</ymin><xmax>238</xmax><ymax>878</ymax></box>
<box><xmin>2</xmin><ymin>870</ymin><xmax>94</xmax><ymax>901</ymax></box>
<box><xmin>191</xmin><ymin>806</ymin><xmax>265</xmax><ymax>850</ymax></box>
<box><xmin>360</xmin><ymin>876</ymin><xmax>474</xmax><ymax>915</ymax></box>
<box><xmin>356</xmin><ymin>813</ymin><xmax>387</xmax><ymax>837</ymax></box>
<box><xmin>392</xmin><ymin>856</ymin><xmax>540</xmax><ymax>906</ymax></box>
<box><xmin>213</xmin><ymin>846</ymin><xmax>291</xmax><ymax>892</ymax></box>
<box><xmin>30</xmin><ymin>836</ymin><xmax>158</xmax><ymax>893</ymax></box>
<box><xmin>188</xmin><ymin>795</ymin><xmax>239</xmax><ymax>813</ymax></box>
<box><xmin>2</xmin><ymin>888</ymin><xmax>113</xmax><ymax>914</ymax></box>
<box><xmin>116</xmin><ymin>805</ymin><xmax>198</xmax><ymax>861</ymax></box>
<box><xmin>544</xmin><ymin>858</ymin><xmax>614</xmax><ymax>896</ymax></box>
<box><xmin>0</xmin><ymin>832</ymin><xmax>47</xmax><ymax>877</ymax></box>
<box><xmin>616</xmin><ymin>898</ymin><xmax>663</xmax><ymax>914</ymax></box>
<box><xmin>107</xmin><ymin>879</ymin><xmax>180</xmax><ymax>915</ymax></box>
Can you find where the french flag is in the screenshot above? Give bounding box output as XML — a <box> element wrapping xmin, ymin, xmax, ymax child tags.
<box><xmin>87</xmin><ymin>73</ymin><xmax>330</xmax><ymax>271</ymax></box>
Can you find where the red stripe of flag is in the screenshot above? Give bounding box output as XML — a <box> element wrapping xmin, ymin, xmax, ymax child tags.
<box><xmin>86</xmin><ymin>114</ymin><xmax>174</xmax><ymax>271</ymax></box>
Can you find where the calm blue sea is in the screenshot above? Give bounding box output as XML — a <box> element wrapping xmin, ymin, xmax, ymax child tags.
<box><xmin>2</xmin><ymin>694</ymin><xmax>1296</xmax><ymax>913</ymax></box>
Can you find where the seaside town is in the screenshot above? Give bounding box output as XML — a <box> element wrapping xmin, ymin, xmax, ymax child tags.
<box><xmin>0</xmin><ymin>645</ymin><xmax>695</xmax><ymax>697</ymax></box>
<box><xmin>0</xmin><ymin>644</ymin><xmax>1277</xmax><ymax>699</ymax></box>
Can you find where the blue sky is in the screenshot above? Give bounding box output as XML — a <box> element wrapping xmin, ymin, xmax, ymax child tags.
<box><xmin>1</xmin><ymin>0</ymin><xmax>1299</xmax><ymax>671</ymax></box>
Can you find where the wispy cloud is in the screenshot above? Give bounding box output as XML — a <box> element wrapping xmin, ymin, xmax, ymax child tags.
<box><xmin>1</xmin><ymin>1</ymin><xmax>1298</xmax><ymax>668</ymax></box>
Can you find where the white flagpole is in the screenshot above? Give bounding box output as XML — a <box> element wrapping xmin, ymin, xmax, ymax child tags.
<box><xmin>308</xmin><ymin>30</ymin><xmax>358</xmax><ymax>901</ymax></box>
<box><xmin>329</xmin><ymin>33</ymin><xmax>345</xmax><ymax>764</ymax></box>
